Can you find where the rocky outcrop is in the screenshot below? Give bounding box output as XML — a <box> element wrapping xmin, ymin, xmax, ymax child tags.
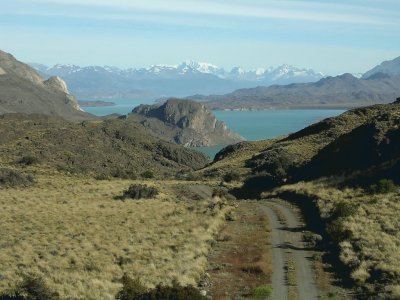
<box><xmin>129</xmin><ymin>99</ymin><xmax>244</xmax><ymax>147</ymax></box>
<box><xmin>0</xmin><ymin>50</ymin><xmax>88</xmax><ymax>121</ymax></box>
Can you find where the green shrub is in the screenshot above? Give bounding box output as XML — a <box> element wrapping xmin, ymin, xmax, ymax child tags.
<box><xmin>116</xmin><ymin>275</ymin><xmax>147</xmax><ymax>300</ymax></box>
<box><xmin>115</xmin><ymin>275</ymin><xmax>207</xmax><ymax>300</ymax></box>
<box><xmin>12</xmin><ymin>274</ymin><xmax>59</xmax><ymax>300</ymax></box>
<box><xmin>112</xmin><ymin>170</ymin><xmax>137</xmax><ymax>180</ymax></box>
<box><xmin>17</xmin><ymin>155</ymin><xmax>39</xmax><ymax>166</ymax></box>
<box><xmin>223</xmin><ymin>171</ymin><xmax>241</xmax><ymax>183</ymax></box>
<box><xmin>252</xmin><ymin>285</ymin><xmax>273</xmax><ymax>298</ymax></box>
<box><xmin>334</xmin><ymin>202</ymin><xmax>357</xmax><ymax>218</ymax></box>
<box><xmin>0</xmin><ymin>168</ymin><xmax>34</xmax><ymax>187</ymax></box>
<box><xmin>116</xmin><ymin>184</ymin><xmax>159</xmax><ymax>200</ymax></box>
<box><xmin>141</xmin><ymin>171</ymin><xmax>154</xmax><ymax>179</ymax></box>
<box><xmin>326</xmin><ymin>219</ymin><xmax>351</xmax><ymax>243</ymax></box>
<box><xmin>369</xmin><ymin>179</ymin><xmax>397</xmax><ymax>194</ymax></box>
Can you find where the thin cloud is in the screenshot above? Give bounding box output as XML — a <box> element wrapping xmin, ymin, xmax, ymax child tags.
<box><xmin>14</xmin><ymin>0</ymin><xmax>398</xmax><ymax>26</ymax></box>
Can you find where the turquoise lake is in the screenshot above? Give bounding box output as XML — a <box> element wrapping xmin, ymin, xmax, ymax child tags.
<box><xmin>83</xmin><ymin>101</ymin><xmax>345</xmax><ymax>159</ymax></box>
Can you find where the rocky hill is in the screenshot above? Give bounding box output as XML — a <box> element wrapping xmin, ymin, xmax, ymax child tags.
<box><xmin>192</xmin><ymin>73</ymin><xmax>400</xmax><ymax>109</ymax></box>
<box><xmin>129</xmin><ymin>99</ymin><xmax>244</xmax><ymax>147</ymax></box>
<box><xmin>0</xmin><ymin>50</ymin><xmax>92</xmax><ymax>121</ymax></box>
<box><xmin>0</xmin><ymin>114</ymin><xmax>208</xmax><ymax>178</ymax></box>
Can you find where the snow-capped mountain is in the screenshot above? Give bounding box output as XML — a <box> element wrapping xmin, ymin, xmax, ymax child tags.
<box><xmin>30</xmin><ymin>61</ymin><xmax>324</xmax><ymax>100</ymax></box>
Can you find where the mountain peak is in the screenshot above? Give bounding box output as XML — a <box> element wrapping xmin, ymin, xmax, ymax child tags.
<box><xmin>362</xmin><ymin>56</ymin><xmax>400</xmax><ymax>79</ymax></box>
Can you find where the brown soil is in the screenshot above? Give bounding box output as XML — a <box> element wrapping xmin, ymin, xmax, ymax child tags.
<box><xmin>206</xmin><ymin>201</ymin><xmax>272</xmax><ymax>299</ymax></box>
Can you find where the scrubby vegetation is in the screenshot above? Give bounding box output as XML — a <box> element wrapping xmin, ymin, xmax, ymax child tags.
<box><xmin>0</xmin><ymin>168</ymin><xmax>34</xmax><ymax>187</ymax></box>
<box><xmin>0</xmin><ymin>114</ymin><xmax>208</xmax><ymax>179</ymax></box>
<box><xmin>116</xmin><ymin>275</ymin><xmax>206</xmax><ymax>300</ymax></box>
<box><xmin>222</xmin><ymin>171</ymin><xmax>241</xmax><ymax>183</ymax></box>
<box><xmin>140</xmin><ymin>171</ymin><xmax>154</xmax><ymax>179</ymax></box>
<box><xmin>17</xmin><ymin>155</ymin><xmax>39</xmax><ymax>166</ymax></box>
<box><xmin>369</xmin><ymin>179</ymin><xmax>398</xmax><ymax>194</ymax></box>
<box><xmin>252</xmin><ymin>285</ymin><xmax>273</xmax><ymax>298</ymax></box>
<box><xmin>117</xmin><ymin>184</ymin><xmax>159</xmax><ymax>200</ymax></box>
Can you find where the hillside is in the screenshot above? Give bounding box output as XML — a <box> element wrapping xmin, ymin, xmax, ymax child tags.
<box><xmin>208</xmin><ymin>99</ymin><xmax>400</xmax><ymax>188</ymax></box>
<box><xmin>0</xmin><ymin>114</ymin><xmax>208</xmax><ymax>178</ymax></box>
<box><xmin>191</xmin><ymin>73</ymin><xmax>400</xmax><ymax>110</ymax></box>
<box><xmin>0</xmin><ymin>50</ymin><xmax>92</xmax><ymax>121</ymax></box>
<box><xmin>129</xmin><ymin>99</ymin><xmax>244</xmax><ymax>147</ymax></box>
<box><xmin>363</xmin><ymin>56</ymin><xmax>400</xmax><ymax>79</ymax></box>
<box><xmin>204</xmin><ymin>99</ymin><xmax>400</xmax><ymax>298</ymax></box>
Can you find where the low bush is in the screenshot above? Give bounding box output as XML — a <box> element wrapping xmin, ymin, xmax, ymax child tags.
<box><xmin>252</xmin><ymin>285</ymin><xmax>273</xmax><ymax>298</ymax></box>
<box><xmin>140</xmin><ymin>171</ymin><xmax>154</xmax><ymax>179</ymax></box>
<box><xmin>334</xmin><ymin>202</ymin><xmax>357</xmax><ymax>218</ymax></box>
<box><xmin>112</xmin><ymin>169</ymin><xmax>137</xmax><ymax>180</ymax></box>
<box><xmin>17</xmin><ymin>155</ymin><xmax>39</xmax><ymax>166</ymax></box>
<box><xmin>326</xmin><ymin>219</ymin><xmax>351</xmax><ymax>243</ymax></box>
<box><xmin>369</xmin><ymin>179</ymin><xmax>397</xmax><ymax>194</ymax></box>
<box><xmin>116</xmin><ymin>275</ymin><xmax>147</xmax><ymax>300</ymax></box>
<box><xmin>115</xmin><ymin>275</ymin><xmax>207</xmax><ymax>300</ymax></box>
<box><xmin>2</xmin><ymin>274</ymin><xmax>59</xmax><ymax>300</ymax></box>
<box><xmin>223</xmin><ymin>171</ymin><xmax>241</xmax><ymax>183</ymax></box>
<box><xmin>116</xmin><ymin>184</ymin><xmax>159</xmax><ymax>200</ymax></box>
<box><xmin>0</xmin><ymin>168</ymin><xmax>34</xmax><ymax>187</ymax></box>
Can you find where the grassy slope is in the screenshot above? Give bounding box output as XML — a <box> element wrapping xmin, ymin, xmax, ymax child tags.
<box><xmin>0</xmin><ymin>174</ymin><xmax>234</xmax><ymax>299</ymax></box>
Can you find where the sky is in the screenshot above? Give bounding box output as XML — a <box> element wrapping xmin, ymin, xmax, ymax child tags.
<box><xmin>1</xmin><ymin>0</ymin><xmax>399</xmax><ymax>75</ymax></box>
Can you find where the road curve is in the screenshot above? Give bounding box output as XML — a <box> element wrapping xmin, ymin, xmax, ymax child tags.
<box><xmin>263</xmin><ymin>199</ymin><xmax>319</xmax><ymax>300</ymax></box>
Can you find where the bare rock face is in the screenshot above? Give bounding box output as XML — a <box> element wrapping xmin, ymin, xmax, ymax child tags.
<box><xmin>130</xmin><ymin>99</ymin><xmax>244</xmax><ymax>147</ymax></box>
<box><xmin>0</xmin><ymin>49</ymin><xmax>88</xmax><ymax>121</ymax></box>
<box><xmin>44</xmin><ymin>76</ymin><xmax>82</xmax><ymax>111</ymax></box>
<box><xmin>44</xmin><ymin>76</ymin><xmax>70</xmax><ymax>94</ymax></box>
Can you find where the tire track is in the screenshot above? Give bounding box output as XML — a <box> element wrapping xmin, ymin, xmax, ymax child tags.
<box><xmin>263</xmin><ymin>199</ymin><xmax>319</xmax><ymax>300</ymax></box>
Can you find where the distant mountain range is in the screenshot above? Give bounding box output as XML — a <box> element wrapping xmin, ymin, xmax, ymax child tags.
<box><xmin>190</xmin><ymin>56</ymin><xmax>400</xmax><ymax>109</ymax></box>
<box><xmin>29</xmin><ymin>61</ymin><xmax>324</xmax><ymax>100</ymax></box>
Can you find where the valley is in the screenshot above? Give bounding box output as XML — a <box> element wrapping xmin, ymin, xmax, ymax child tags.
<box><xmin>1</xmin><ymin>36</ymin><xmax>400</xmax><ymax>300</ymax></box>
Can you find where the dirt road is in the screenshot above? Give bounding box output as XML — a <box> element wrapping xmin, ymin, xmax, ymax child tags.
<box><xmin>263</xmin><ymin>199</ymin><xmax>319</xmax><ymax>300</ymax></box>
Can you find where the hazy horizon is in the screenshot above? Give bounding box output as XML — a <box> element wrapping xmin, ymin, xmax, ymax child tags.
<box><xmin>2</xmin><ymin>0</ymin><xmax>400</xmax><ymax>76</ymax></box>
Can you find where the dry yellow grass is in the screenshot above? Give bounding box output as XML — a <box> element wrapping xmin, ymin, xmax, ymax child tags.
<box><xmin>199</xmin><ymin>139</ymin><xmax>277</xmax><ymax>177</ymax></box>
<box><xmin>0</xmin><ymin>174</ymin><xmax>233</xmax><ymax>299</ymax></box>
<box><xmin>273</xmin><ymin>180</ymin><xmax>400</xmax><ymax>297</ymax></box>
